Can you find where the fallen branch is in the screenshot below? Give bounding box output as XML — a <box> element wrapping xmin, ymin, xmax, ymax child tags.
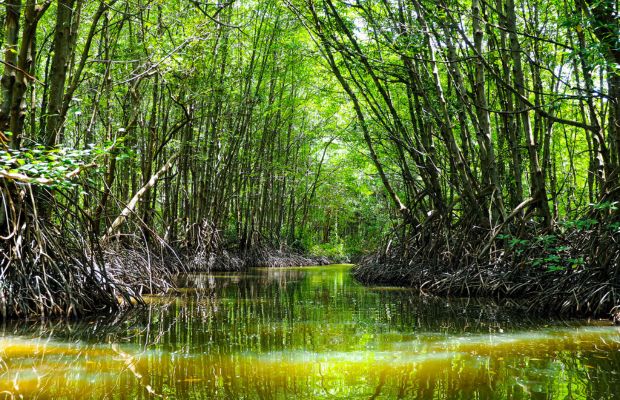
<box><xmin>101</xmin><ymin>154</ymin><xmax>177</xmax><ymax>243</ymax></box>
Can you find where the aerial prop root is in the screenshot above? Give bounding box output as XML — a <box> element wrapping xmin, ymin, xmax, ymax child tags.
<box><xmin>0</xmin><ymin>182</ymin><xmax>170</xmax><ymax>319</ymax></box>
<box><xmin>354</xmin><ymin>215</ymin><xmax>620</xmax><ymax>318</ymax></box>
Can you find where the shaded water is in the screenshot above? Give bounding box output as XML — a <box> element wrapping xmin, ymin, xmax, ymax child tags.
<box><xmin>1</xmin><ymin>264</ymin><xmax>619</xmax><ymax>399</ymax></box>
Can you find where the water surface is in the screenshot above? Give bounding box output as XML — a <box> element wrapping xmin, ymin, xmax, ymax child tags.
<box><xmin>1</xmin><ymin>264</ymin><xmax>619</xmax><ymax>399</ymax></box>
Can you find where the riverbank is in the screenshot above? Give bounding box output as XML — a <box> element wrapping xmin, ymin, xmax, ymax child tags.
<box><xmin>186</xmin><ymin>245</ymin><xmax>331</xmax><ymax>271</ymax></box>
<box><xmin>353</xmin><ymin>224</ymin><xmax>620</xmax><ymax>320</ymax></box>
<box><xmin>182</xmin><ymin>221</ymin><xmax>330</xmax><ymax>271</ymax></box>
<box><xmin>0</xmin><ymin>232</ymin><xmax>330</xmax><ymax>319</ymax></box>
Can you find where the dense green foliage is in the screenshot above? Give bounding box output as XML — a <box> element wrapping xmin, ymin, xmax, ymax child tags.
<box><xmin>0</xmin><ymin>0</ymin><xmax>391</xmax><ymax>261</ymax></box>
<box><xmin>289</xmin><ymin>0</ymin><xmax>619</xmax><ymax>231</ymax></box>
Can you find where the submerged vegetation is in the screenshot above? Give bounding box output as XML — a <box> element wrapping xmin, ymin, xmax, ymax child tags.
<box><xmin>0</xmin><ymin>0</ymin><xmax>619</xmax><ymax>318</ymax></box>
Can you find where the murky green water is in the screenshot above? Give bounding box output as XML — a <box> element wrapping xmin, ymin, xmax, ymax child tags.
<box><xmin>1</xmin><ymin>264</ymin><xmax>619</xmax><ymax>399</ymax></box>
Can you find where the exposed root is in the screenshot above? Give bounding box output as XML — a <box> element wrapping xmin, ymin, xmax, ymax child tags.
<box><xmin>246</xmin><ymin>245</ymin><xmax>331</xmax><ymax>268</ymax></box>
<box><xmin>354</xmin><ymin>217</ymin><xmax>620</xmax><ymax>318</ymax></box>
<box><xmin>102</xmin><ymin>240</ymin><xmax>176</xmax><ymax>298</ymax></box>
<box><xmin>183</xmin><ymin>220</ymin><xmax>330</xmax><ymax>271</ymax></box>
<box><xmin>0</xmin><ymin>182</ymin><xmax>176</xmax><ymax>320</ymax></box>
<box><xmin>184</xmin><ymin>220</ymin><xmax>245</xmax><ymax>271</ymax></box>
<box><xmin>0</xmin><ymin>224</ymin><xmax>122</xmax><ymax>319</ymax></box>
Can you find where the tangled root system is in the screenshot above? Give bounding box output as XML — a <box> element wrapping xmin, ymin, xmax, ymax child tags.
<box><xmin>354</xmin><ymin>216</ymin><xmax>620</xmax><ymax>318</ymax></box>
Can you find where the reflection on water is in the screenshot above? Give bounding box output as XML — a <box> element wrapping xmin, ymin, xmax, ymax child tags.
<box><xmin>1</xmin><ymin>264</ymin><xmax>619</xmax><ymax>399</ymax></box>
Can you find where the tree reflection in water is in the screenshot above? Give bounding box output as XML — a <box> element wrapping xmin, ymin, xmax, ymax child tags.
<box><xmin>1</xmin><ymin>265</ymin><xmax>619</xmax><ymax>399</ymax></box>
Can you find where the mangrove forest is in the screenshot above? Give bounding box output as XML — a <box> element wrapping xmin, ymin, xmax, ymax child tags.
<box><xmin>0</xmin><ymin>0</ymin><xmax>620</xmax><ymax>397</ymax></box>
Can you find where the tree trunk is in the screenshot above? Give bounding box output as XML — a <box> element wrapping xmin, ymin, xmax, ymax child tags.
<box><xmin>506</xmin><ymin>0</ymin><xmax>551</xmax><ymax>225</ymax></box>
<box><xmin>0</xmin><ymin>0</ymin><xmax>22</xmax><ymax>141</ymax></box>
<box><xmin>45</xmin><ymin>0</ymin><xmax>77</xmax><ymax>147</ymax></box>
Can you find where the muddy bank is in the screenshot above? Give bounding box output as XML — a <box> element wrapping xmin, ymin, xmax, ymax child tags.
<box><xmin>353</xmin><ymin>224</ymin><xmax>620</xmax><ymax>319</ymax></box>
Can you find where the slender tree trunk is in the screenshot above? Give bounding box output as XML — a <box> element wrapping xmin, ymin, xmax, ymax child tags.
<box><xmin>45</xmin><ymin>0</ymin><xmax>77</xmax><ymax>146</ymax></box>
<box><xmin>0</xmin><ymin>0</ymin><xmax>22</xmax><ymax>142</ymax></box>
<box><xmin>506</xmin><ymin>0</ymin><xmax>551</xmax><ymax>224</ymax></box>
<box><xmin>9</xmin><ymin>1</ymin><xmax>51</xmax><ymax>145</ymax></box>
<box><xmin>472</xmin><ymin>0</ymin><xmax>505</xmax><ymax>221</ymax></box>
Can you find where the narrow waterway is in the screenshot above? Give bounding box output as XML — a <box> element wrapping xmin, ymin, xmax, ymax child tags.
<box><xmin>1</xmin><ymin>264</ymin><xmax>619</xmax><ymax>399</ymax></box>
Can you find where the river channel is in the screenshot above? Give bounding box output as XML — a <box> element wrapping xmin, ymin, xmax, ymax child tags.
<box><xmin>1</xmin><ymin>264</ymin><xmax>619</xmax><ymax>399</ymax></box>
